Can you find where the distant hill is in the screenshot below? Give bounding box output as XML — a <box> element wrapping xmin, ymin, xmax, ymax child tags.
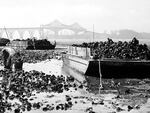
<box><xmin>78</xmin><ymin>29</ymin><xmax>150</xmax><ymax>45</ymax></box>
<box><xmin>42</xmin><ymin>20</ymin><xmax>150</xmax><ymax>45</ymax></box>
<box><xmin>48</xmin><ymin>29</ymin><xmax>150</xmax><ymax>45</ymax></box>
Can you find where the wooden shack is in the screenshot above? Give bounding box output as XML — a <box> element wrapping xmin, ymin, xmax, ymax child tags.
<box><xmin>8</xmin><ymin>40</ymin><xmax>28</xmax><ymax>50</ymax></box>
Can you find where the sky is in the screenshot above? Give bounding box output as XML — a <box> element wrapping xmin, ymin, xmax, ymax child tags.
<box><xmin>0</xmin><ymin>0</ymin><xmax>150</xmax><ymax>33</ymax></box>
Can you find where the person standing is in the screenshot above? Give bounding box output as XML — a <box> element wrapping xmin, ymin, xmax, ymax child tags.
<box><xmin>14</xmin><ymin>52</ymin><xmax>23</xmax><ymax>71</ymax></box>
<box><xmin>1</xmin><ymin>47</ymin><xmax>16</xmax><ymax>70</ymax></box>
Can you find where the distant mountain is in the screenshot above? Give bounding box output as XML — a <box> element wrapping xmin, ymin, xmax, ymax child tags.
<box><xmin>70</xmin><ymin>23</ymin><xmax>85</xmax><ymax>31</ymax></box>
<box><xmin>42</xmin><ymin>20</ymin><xmax>150</xmax><ymax>44</ymax></box>
<box><xmin>47</xmin><ymin>29</ymin><xmax>150</xmax><ymax>45</ymax></box>
<box><xmin>42</xmin><ymin>20</ymin><xmax>86</xmax><ymax>31</ymax></box>
<box><xmin>74</xmin><ymin>29</ymin><xmax>150</xmax><ymax>44</ymax></box>
<box><xmin>140</xmin><ymin>32</ymin><xmax>150</xmax><ymax>39</ymax></box>
<box><xmin>43</xmin><ymin>20</ymin><xmax>150</xmax><ymax>41</ymax></box>
<box><xmin>88</xmin><ymin>29</ymin><xmax>149</xmax><ymax>38</ymax></box>
<box><xmin>43</xmin><ymin>20</ymin><xmax>66</xmax><ymax>28</ymax></box>
<box><xmin>108</xmin><ymin>29</ymin><xmax>143</xmax><ymax>39</ymax></box>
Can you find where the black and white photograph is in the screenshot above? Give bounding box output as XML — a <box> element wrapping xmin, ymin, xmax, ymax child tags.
<box><xmin>0</xmin><ymin>0</ymin><xmax>150</xmax><ymax>113</ymax></box>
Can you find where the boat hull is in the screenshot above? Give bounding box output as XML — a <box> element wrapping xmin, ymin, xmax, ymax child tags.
<box><xmin>62</xmin><ymin>54</ymin><xmax>150</xmax><ymax>79</ymax></box>
<box><xmin>86</xmin><ymin>60</ymin><xmax>150</xmax><ymax>78</ymax></box>
<box><xmin>62</xmin><ymin>54</ymin><xmax>88</xmax><ymax>83</ymax></box>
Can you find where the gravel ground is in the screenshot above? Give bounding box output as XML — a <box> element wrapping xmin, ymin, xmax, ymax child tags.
<box><xmin>0</xmin><ymin>57</ymin><xmax>150</xmax><ymax>113</ymax></box>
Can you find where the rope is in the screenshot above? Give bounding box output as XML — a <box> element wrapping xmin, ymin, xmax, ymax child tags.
<box><xmin>98</xmin><ymin>59</ymin><xmax>103</xmax><ymax>94</ymax></box>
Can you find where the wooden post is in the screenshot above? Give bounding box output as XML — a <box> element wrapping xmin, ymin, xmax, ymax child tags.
<box><xmin>99</xmin><ymin>59</ymin><xmax>103</xmax><ymax>94</ymax></box>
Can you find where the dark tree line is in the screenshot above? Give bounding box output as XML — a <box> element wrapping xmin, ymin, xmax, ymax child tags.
<box><xmin>26</xmin><ymin>39</ymin><xmax>56</xmax><ymax>50</ymax></box>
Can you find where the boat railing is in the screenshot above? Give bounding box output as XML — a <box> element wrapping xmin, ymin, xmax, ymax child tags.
<box><xmin>100</xmin><ymin>58</ymin><xmax>150</xmax><ymax>62</ymax></box>
<box><xmin>67</xmin><ymin>46</ymin><xmax>91</xmax><ymax>59</ymax></box>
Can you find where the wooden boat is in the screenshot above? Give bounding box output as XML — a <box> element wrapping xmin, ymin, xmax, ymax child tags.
<box><xmin>62</xmin><ymin>46</ymin><xmax>150</xmax><ymax>81</ymax></box>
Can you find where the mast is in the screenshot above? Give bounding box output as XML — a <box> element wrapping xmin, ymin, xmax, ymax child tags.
<box><xmin>93</xmin><ymin>24</ymin><xmax>95</xmax><ymax>42</ymax></box>
<box><xmin>4</xmin><ymin>26</ymin><xmax>9</xmax><ymax>39</ymax></box>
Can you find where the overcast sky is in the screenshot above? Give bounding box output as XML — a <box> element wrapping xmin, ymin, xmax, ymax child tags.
<box><xmin>0</xmin><ymin>0</ymin><xmax>150</xmax><ymax>33</ymax></box>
